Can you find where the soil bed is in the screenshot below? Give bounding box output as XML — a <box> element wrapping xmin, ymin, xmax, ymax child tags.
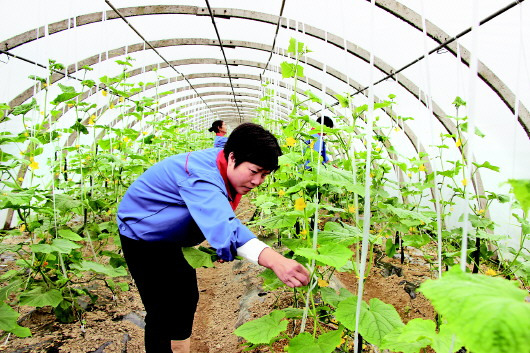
<box><xmin>1</xmin><ymin>198</ymin><xmax>436</xmax><ymax>352</ymax></box>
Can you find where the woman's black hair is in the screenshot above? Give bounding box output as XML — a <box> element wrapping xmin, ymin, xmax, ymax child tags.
<box><xmin>208</xmin><ymin>120</ymin><xmax>224</xmax><ymax>133</ymax></box>
<box><xmin>223</xmin><ymin>123</ymin><xmax>282</xmax><ymax>171</ymax></box>
<box><xmin>316</xmin><ymin>115</ymin><xmax>334</xmax><ymax>128</ymax></box>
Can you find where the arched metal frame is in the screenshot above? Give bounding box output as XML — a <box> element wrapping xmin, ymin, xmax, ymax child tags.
<box><xmin>1</xmin><ymin>3</ymin><xmax>524</xmax><ymax>229</ymax></box>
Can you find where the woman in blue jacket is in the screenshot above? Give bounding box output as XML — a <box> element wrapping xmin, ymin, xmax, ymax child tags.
<box><xmin>117</xmin><ymin>123</ymin><xmax>309</xmax><ymax>353</ymax></box>
<box><xmin>208</xmin><ymin>119</ymin><xmax>228</xmax><ymax>148</ymax></box>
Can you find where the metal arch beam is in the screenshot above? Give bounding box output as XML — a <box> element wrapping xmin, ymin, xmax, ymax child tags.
<box><xmin>3</xmin><ymin>15</ymin><xmax>489</xmax><ymax>207</ymax></box>
<box><xmin>2</xmin><ymin>5</ymin><xmax>527</xmax><ymax>137</ymax></box>
<box><xmin>366</xmin><ymin>0</ymin><xmax>530</xmax><ymax>138</ymax></box>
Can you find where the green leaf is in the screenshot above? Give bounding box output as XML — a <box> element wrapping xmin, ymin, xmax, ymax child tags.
<box><xmin>287</xmin><ymin>38</ymin><xmax>306</xmax><ymax>54</ymax></box>
<box><xmin>281</xmin><ymin>61</ymin><xmax>296</xmax><ymax>78</ymax></box>
<box><xmin>304</xmin><ymin>90</ymin><xmax>321</xmax><ymax>103</ymax></box>
<box><xmin>51</xmin><ymin>85</ymin><xmax>81</xmax><ymax>104</ymax></box>
<box><xmin>0</xmin><ymin>278</ymin><xmax>23</xmax><ymax>301</ymax></box>
<box><xmin>402</xmin><ymin>233</ymin><xmax>431</xmax><ymax>248</ymax></box>
<box><xmin>260</xmin><ymin>269</ymin><xmax>285</xmax><ymax>291</ymax></box>
<box><xmin>57</xmin><ymin>229</ymin><xmax>83</xmax><ymax>241</ymax></box>
<box><xmin>19</xmin><ymin>288</ymin><xmax>63</xmax><ymax>308</ymax></box>
<box><xmin>10</xmin><ymin>323</ymin><xmax>32</xmax><ymax>337</ymax></box>
<box><xmin>472</xmin><ymin>161</ymin><xmax>500</xmax><ymax>172</ymax></box>
<box><xmin>460</xmin><ymin>122</ymin><xmax>485</xmax><ymax>137</ymax></box>
<box><xmin>280</xmin><ymin>62</ymin><xmax>304</xmax><ymax>79</ymax></box>
<box><xmin>335</xmin><ymin>297</ymin><xmax>404</xmax><ymax>346</ymax></box>
<box><xmin>52</xmin><ymin>194</ymin><xmax>82</xmax><ymax>212</ymax></box>
<box><xmin>507</xmin><ymin>179</ymin><xmax>530</xmax><ymax>213</ymax></box>
<box><xmin>0</xmin><ymin>190</ymin><xmax>34</xmax><ymax>209</ymax></box>
<box><xmin>419</xmin><ymin>266</ymin><xmax>530</xmax><ymax>353</ymax></box>
<box><xmin>320</xmin><ymin>287</ymin><xmax>354</xmax><ymax>308</ymax></box>
<box><xmin>386</xmin><ymin>205</ymin><xmax>432</xmax><ymax>224</ymax></box>
<box><xmin>0</xmin><ymin>302</ymin><xmax>19</xmax><ymax>331</ymax></box>
<box><xmin>287</xmin><ymin>329</ymin><xmax>343</xmax><ymax>353</ymax></box>
<box><xmin>256</xmin><ymin>213</ymin><xmax>298</xmax><ymax>229</ymax></box>
<box><xmin>234</xmin><ymin>310</ymin><xmax>288</xmax><ymax>344</ymax></box>
<box><xmin>70</xmin><ymin>260</ymin><xmax>127</xmax><ymax>277</ymax></box>
<box><xmin>295</xmin><ymin>243</ymin><xmax>352</xmax><ymax>268</ymax></box>
<box><xmin>318</xmin><ymin>222</ymin><xmax>362</xmax><ymax>246</ymax></box>
<box><xmin>380</xmin><ymin>319</ymin><xmax>433</xmax><ymax>353</ymax></box>
<box><xmin>12</xmin><ymin>98</ymin><xmax>37</xmax><ymax>116</ymax></box>
<box><xmin>50</xmin><ymin>238</ymin><xmax>82</xmax><ymax>253</ymax></box>
<box><xmin>335</xmin><ymin>94</ymin><xmax>349</xmax><ymax>108</ymax></box>
<box><xmin>182</xmin><ymin>247</ymin><xmax>214</xmax><ymax>268</ymax></box>
<box><xmin>318</xmin><ymin>168</ymin><xmax>365</xmax><ymax>194</ymax></box>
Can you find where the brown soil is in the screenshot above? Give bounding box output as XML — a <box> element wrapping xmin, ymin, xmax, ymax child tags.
<box><xmin>1</xmin><ymin>198</ymin><xmax>436</xmax><ymax>352</ymax></box>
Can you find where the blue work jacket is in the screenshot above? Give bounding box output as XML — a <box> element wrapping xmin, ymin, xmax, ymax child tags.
<box><xmin>214</xmin><ymin>135</ymin><xmax>228</xmax><ymax>148</ymax></box>
<box><xmin>304</xmin><ymin>133</ymin><xmax>329</xmax><ymax>169</ymax></box>
<box><xmin>117</xmin><ymin>148</ymin><xmax>254</xmax><ymax>261</ymax></box>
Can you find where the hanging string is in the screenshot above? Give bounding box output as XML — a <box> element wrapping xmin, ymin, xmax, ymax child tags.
<box><xmin>354</xmin><ymin>0</ymin><xmax>377</xmax><ymax>351</ymax></box>
<box><xmin>460</xmin><ymin>1</ymin><xmax>481</xmax><ymax>271</ymax></box>
<box><xmin>419</xmin><ymin>0</ymin><xmax>444</xmax><ymax>279</ymax></box>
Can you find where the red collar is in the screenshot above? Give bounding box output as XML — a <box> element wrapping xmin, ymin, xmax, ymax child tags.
<box><xmin>216</xmin><ymin>132</ymin><xmax>226</xmax><ymax>137</ymax></box>
<box><xmin>216</xmin><ymin>151</ymin><xmax>241</xmax><ymax>210</ymax></box>
<box><xmin>310</xmin><ymin>127</ymin><xmax>323</xmax><ymax>136</ymax></box>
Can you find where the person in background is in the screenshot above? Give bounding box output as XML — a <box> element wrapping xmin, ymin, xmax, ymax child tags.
<box><xmin>311</xmin><ymin>115</ymin><xmax>334</xmax><ymax>163</ymax></box>
<box><xmin>117</xmin><ymin>123</ymin><xmax>310</xmax><ymax>353</ymax></box>
<box><xmin>305</xmin><ymin>115</ymin><xmax>334</xmax><ymax>168</ymax></box>
<box><xmin>208</xmin><ymin>119</ymin><xmax>228</xmax><ymax>148</ymax></box>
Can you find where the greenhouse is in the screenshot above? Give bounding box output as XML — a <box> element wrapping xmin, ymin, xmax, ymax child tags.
<box><xmin>0</xmin><ymin>0</ymin><xmax>529</xmax><ymax>352</ymax></box>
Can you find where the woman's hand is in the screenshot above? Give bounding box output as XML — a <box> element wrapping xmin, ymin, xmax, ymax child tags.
<box><xmin>257</xmin><ymin>247</ymin><xmax>310</xmax><ymax>288</ymax></box>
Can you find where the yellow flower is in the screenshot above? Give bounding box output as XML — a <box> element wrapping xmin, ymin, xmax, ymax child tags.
<box><xmin>110</xmin><ymin>103</ymin><xmax>115</xmax><ymax>109</ymax></box>
<box><xmin>407</xmin><ymin>173</ymin><xmax>412</xmax><ymax>177</ymax></box>
<box><xmin>300</xmin><ymin>229</ymin><xmax>308</xmax><ymax>236</ymax></box>
<box><xmin>123</xmin><ymin>137</ymin><xmax>130</xmax><ymax>143</ymax></box>
<box><xmin>101</xmin><ymin>90</ymin><xmax>108</xmax><ymax>97</ymax></box>
<box><xmin>462</xmin><ymin>178</ymin><xmax>468</xmax><ymax>186</ymax></box>
<box><xmin>375</xmin><ymin>147</ymin><xmax>381</xmax><ymax>152</ymax></box>
<box><xmin>24</xmin><ymin>132</ymin><xmax>29</xmax><ymax>137</ymax></box>
<box><xmin>370</xmin><ymin>172</ymin><xmax>375</xmax><ymax>178</ymax></box>
<box><xmin>318</xmin><ymin>279</ymin><xmax>329</xmax><ymax>287</ymax></box>
<box><xmin>29</xmin><ymin>158</ymin><xmax>39</xmax><ymax>170</ymax></box>
<box><xmin>68</xmin><ymin>178</ymin><xmax>72</xmax><ymax>181</ymax></box>
<box><xmin>418</xmin><ymin>164</ymin><xmax>426</xmax><ymax>172</ymax></box>
<box><xmin>75</xmin><ymin>145</ymin><xmax>80</xmax><ymax>149</ymax></box>
<box><xmin>337</xmin><ymin>337</ymin><xmax>346</xmax><ymax>348</ymax></box>
<box><xmin>348</xmin><ymin>205</ymin><xmax>356</xmax><ymax>213</ymax></box>
<box><xmin>485</xmin><ymin>268</ymin><xmax>497</xmax><ymax>276</ymax></box>
<box><xmin>18</xmin><ymin>177</ymin><xmax>24</xmax><ymax>182</ymax></box>
<box><xmin>286</xmin><ymin>137</ymin><xmax>296</xmax><ymax>147</ymax></box>
<box><xmin>394</xmin><ymin>127</ymin><xmax>400</xmax><ymax>132</ymax></box>
<box><xmin>455</xmin><ymin>138</ymin><xmax>462</xmax><ymax>147</ymax></box>
<box><xmin>114</xmin><ymin>180</ymin><xmax>118</xmax><ymax>184</ymax></box>
<box><xmin>142</xmin><ymin>131</ymin><xmax>148</xmax><ymax>135</ymax></box>
<box><xmin>88</xmin><ymin>115</ymin><xmax>96</xmax><ymax>125</ymax></box>
<box><xmin>294</xmin><ymin>198</ymin><xmax>306</xmax><ymax>211</ymax></box>
<box><xmin>119</xmin><ymin>96</ymin><xmax>125</xmax><ymax>102</ymax></box>
<box><xmin>20</xmin><ymin>224</ymin><xmax>26</xmax><ymax>232</ymax></box>
<box><xmin>67</xmin><ymin>103</ymin><xmax>73</xmax><ymax>108</ymax></box>
<box><xmin>478</xmin><ymin>209</ymin><xmax>485</xmax><ymax>215</ymax></box>
<box><xmin>278</xmin><ymin>190</ymin><xmax>286</xmax><ymax>197</ymax></box>
<box><xmin>42</xmin><ymin>82</ymin><xmax>48</xmax><ymax>88</ymax></box>
<box><xmin>310</xmin><ymin>142</ymin><xmax>315</xmax><ymax>149</ymax></box>
<box><xmin>40</xmin><ymin>111</ymin><xmax>45</xmax><ymax>115</ymax></box>
<box><xmin>150</xmin><ymin>159</ymin><xmax>156</xmax><ymax>164</ymax></box>
<box><xmin>106</xmin><ymin>209</ymin><xmax>112</xmax><ymax>215</ymax></box>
